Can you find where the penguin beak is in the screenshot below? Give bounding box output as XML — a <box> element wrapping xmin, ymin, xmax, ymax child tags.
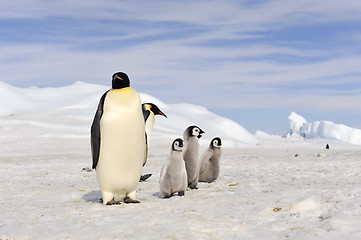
<box><xmin>112</xmin><ymin>76</ymin><xmax>123</xmax><ymax>83</ymax></box>
<box><xmin>198</xmin><ymin>129</ymin><xmax>205</xmax><ymax>138</ymax></box>
<box><xmin>156</xmin><ymin>110</ymin><xmax>167</xmax><ymax>118</ymax></box>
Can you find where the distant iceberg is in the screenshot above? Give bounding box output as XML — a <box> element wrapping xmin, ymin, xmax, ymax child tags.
<box><xmin>287</xmin><ymin>111</ymin><xmax>361</xmax><ymax>145</ymax></box>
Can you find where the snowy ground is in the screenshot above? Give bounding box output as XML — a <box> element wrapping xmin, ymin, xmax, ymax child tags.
<box><xmin>1</xmin><ymin>82</ymin><xmax>361</xmax><ymax>239</ymax></box>
<box><xmin>1</xmin><ymin>127</ymin><xmax>361</xmax><ymax>239</ymax></box>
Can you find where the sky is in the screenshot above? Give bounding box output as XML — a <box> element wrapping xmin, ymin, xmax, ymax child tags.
<box><xmin>1</xmin><ymin>0</ymin><xmax>361</xmax><ymax>134</ymax></box>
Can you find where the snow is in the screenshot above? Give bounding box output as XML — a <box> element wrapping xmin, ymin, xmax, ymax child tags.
<box><xmin>287</xmin><ymin>111</ymin><xmax>361</xmax><ymax>145</ymax></box>
<box><xmin>1</xmin><ymin>82</ymin><xmax>361</xmax><ymax>239</ymax></box>
<box><xmin>0</xmin><ymin>82</ymin><xmax>257</xmax><ymax>147</ymax></box>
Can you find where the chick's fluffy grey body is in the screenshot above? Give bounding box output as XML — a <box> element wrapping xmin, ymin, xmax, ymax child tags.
<box><xmin>183</xmin><ymin>126</ymin><xmax>204</xmax><ymax>189</ymax></box>
<box><xmin>159</xmin><ymin>139</ymin><xmax>187</xmax><ymax>198</ymax></box>
<box><xmin>199</xmin><ymin>137</ymin><xmax>222</xmax><ymax>183</ymax></box>
<box><xmin>199</xmin><ymin>147</ymin><xmax>222</xmax><ymax>183</ymax></box>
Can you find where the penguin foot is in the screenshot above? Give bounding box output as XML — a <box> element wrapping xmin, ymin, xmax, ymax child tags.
<box><xmin>139</xmin><ymin>174</ymin><xmax>152</xmax><ymax>182</ymax></box>
<box><xmin>106</xmin><ymin>199</ymin><xmax>122</xmax><ymax>205</ymax></box>
<box><xmin>81</xmin><ymin>167</ymin><xmax>93</xmax><ymax>172</ymax></box>
<box><xmin>188</xmin><ymin>181</ymin><xmax>198</xmax><ymax>190</ymax></box>
<box><xmin>178</xmin><ymin>191</ymin><xmax>185</xmax><ymax>196</ymax></box>
<box><xmin>124</xmin><ymin>196</ymin><xmax>140</xmax><ymax>204</ymax></box>
<box><xmin>163</xmin><ymin>193</ymin><xmax>176</xmax><ymax>198</ymax></box>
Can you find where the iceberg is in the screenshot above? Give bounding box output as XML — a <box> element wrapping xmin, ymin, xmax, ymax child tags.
<box><xmin>287</xmin><ymin>112</ymin><xmax>361</xmax><ymax>145</ymax></box>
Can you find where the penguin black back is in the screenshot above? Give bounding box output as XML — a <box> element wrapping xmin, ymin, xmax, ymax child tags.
<box><xmin>91</xmin><ymin>90</ymin><xmax>109</xmax><ymax>169</ymax></box>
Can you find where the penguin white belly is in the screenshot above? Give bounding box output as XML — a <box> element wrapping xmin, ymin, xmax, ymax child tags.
<box><xmin>96</xmin><ymin>88</ymin><xmax>145</xmax><ymax>202</ymax></box>
<box><xmin>145</xmin><ymin>113</ymin><xmax>155</xmax><ymax>144</ymax></box>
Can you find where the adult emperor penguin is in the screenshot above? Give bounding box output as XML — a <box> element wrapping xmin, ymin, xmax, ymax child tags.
<box><xmin>159</xmin><ymin>138</ymin><xmax>187</xmax><ymax>198</ymax></box>
<box><xmin>183</xmin><ymin>125</ymin><xmax>204</xmax><ymax>189</ymax></box>
<box><xmin>140</xmin><ymin>103</ymin><xmax>167</xmax><ymax>182</ymax></box>
<box><xmin>142</xmin><ymin>103</ymin><xmax>167</xmax><ymax>146</ymax></box>
<box><xmin>142</xmin><ymin>103</ymin><xmax>167</xmax><ymax>164</ymax></box>
<box><xmin>199</xmin><ymin>137</ymin><xmax>222</xmax><ymax>183</ymax></box>
<box><xmin>91</xmin><ymin>72</ymin><xmax>145</xmax><ymax>205</ymax></box>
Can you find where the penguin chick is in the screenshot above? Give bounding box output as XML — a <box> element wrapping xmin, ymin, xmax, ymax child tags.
<box><xmin>199</xmin><ymin>137</ymin><xmax>222</xmax><ymax>183</ymax></box>
<box><xmin>159</xmin><ymin>139</ymin><xmax>187</xmax><ymax>198</ymax></box>
<box><xmin>91</xmin><ymin>72</ymin><xmax>145</xmax><ymax>205</ymax></box>
<box><xmin>183</xmin><ymin>125</ymin><xmax>205</xmax><ymax>189</ymax></box>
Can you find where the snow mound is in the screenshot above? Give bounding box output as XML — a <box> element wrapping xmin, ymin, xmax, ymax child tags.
<box><xmin>0</xmin><ymin>81</ymin><xmax>258</xmax><ymax>147</ymax></box>
<box><xmin>286</xmin><ymin>112</ymin><xmax>361</xmax><ymax>145</ymax></box>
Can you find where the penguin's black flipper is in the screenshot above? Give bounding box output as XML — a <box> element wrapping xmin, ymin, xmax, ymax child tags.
<box><xmin>143</xmin><ymin>132</ymin><xmax>149</xmax><ymax>166</ymax></box>
<box><xmin>91</xmin><ymin>91</ymin><xmax>109</xmax><ymax>169</ymax></box>
<box><xmin>139</xmin><ymin>173</ymin><xmax>152</xmax><ymax>182</ymax></box>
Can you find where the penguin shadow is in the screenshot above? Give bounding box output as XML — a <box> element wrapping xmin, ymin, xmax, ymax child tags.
<box><xmin>82</xmin><ymin>191</ymin><xmax>102</xmax><ymax>203</ymax></box>
<box><xmin>153</xmin><ymin>192</ymin><xmax>163</xmax><ymax>199</ymax></box>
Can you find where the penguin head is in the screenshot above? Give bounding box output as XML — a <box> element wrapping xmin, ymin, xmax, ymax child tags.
<box><xmin>211</xmin><ymin>137</ymin><xmax>222</xmax><ymax>149</ymax></box>
<box><xmin>172</xmin><ymin>138</ymin><xmax>183</xmax><ymax>152</ymax></box>
<box><xmin>112</xmin><ymin>72</ymin><xmax>130</xmax><ymax>89</ymax></box>
<box><xmin>185</xmin><ymin>125</ymin><xmax>205</xmax><ymax>139</ymax></box>
<box><xmin>143</xmin><ymin>103</ymin><xmax>167</xmax><ymax>118</ymax></box>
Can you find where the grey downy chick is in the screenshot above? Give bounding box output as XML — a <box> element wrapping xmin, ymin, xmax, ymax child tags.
<box><xmin>199</xmin><ymin>137</ymin><xmax>222</xmax><ymax>183</ymax></box>
<box><xmin>183</xmin><ymin>125</ymin><xmax>204</xmax><ymax>189</ymax></box>
<box><xmin>159</xmin><ymin>138</ymin><xmax>187</xmax><ymax>198</ymax></box>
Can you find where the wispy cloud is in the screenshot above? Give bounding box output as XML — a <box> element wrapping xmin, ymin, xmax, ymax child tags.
<box><xmin>1</xmin><ymin>0</ymin><xmax>361</xmax><ymax>131</ymax></box>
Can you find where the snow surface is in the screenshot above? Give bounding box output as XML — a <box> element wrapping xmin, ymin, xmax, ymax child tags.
<box><xmin>1</xmin><ymin>82</ymin><xmax>361</xmax><ymax>239</ymax></box>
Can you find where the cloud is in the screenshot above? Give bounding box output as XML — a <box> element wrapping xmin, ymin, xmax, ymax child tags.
<box><xmin>1</xmin><ymin>0</ymin><xmax>361</xmax><ymax>118</ymax></box>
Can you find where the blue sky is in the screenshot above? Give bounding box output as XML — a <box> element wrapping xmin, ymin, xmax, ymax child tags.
<box><xmin>1</xmin><ymin>0</ymin><xmax>361</xmax><ymax>134</ymax></box>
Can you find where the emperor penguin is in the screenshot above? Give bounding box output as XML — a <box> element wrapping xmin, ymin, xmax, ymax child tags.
<box><xmin>140</xmin><ymin>103</ymin><xmax>167</xmax><ymax>182</ymax></box>
<box><xmin>91</xmin><ymin>72</ymin><xmax>145</xmax><ymax>205</ymax></box>
<box><xmin>183</xmin><ymin>125</ymin><xmax>204</xmax><ymax>189</ymax></box>
<box><xmin>159</xmin><ymin>138</ymin><xmax>187</xmax><ymax>198</ymax></box>
<box><xmin>139</xmin><ymin>103</ymin><xmax>167</xmax><ymax>182</ymax></box>
<box><xmin>199</xmin><ymin>137</ymin><xmax>222</xmax><ymax>183</ymax></box>
<box><xmin>142</xmin><ymin>103</ymin><xmax>167</xmax><ymax>147</ymax></box>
